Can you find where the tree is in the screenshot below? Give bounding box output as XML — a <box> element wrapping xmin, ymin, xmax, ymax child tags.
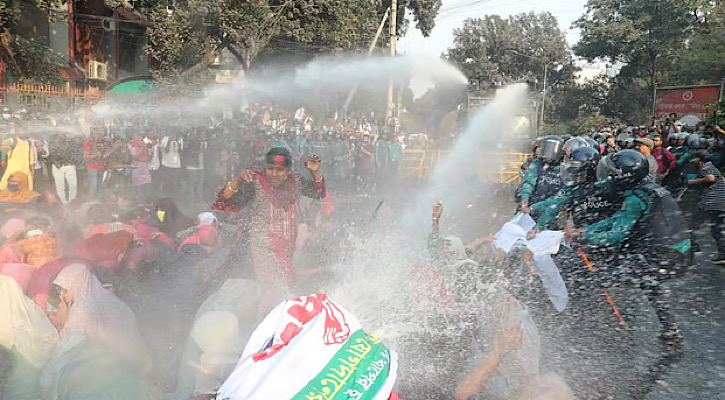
<box><xmin>672</xmin><ymin>1</ymin><xmax>725</xmax><ymax>85</ymax></box>
<box><xmin>0</xmin><ymin>0</ymin><xmax>60</xmax><ymax>82</ymax></box>
<box><xmin>548</xmin><ymin>74</ymin><xmax>609</xmax><ymax>122</ymax></box>
<box><xmin>445</xmin><ymin>12</ymin><xmax>570</xmax><ymax>92</ymax></box>
<box><xmin>1</xmin><ymin>0</ymin><xmax>443</xmax><ymax>86</ymax></box>
<box><xmin>146</xmin><ymin>0</ymin><xmax>443</xmax><ymax>84</ymax></box>
<box><xmin>573</xmin><ymin>0</ymin><xmax>702</xmax><ymax>120</ymax></box>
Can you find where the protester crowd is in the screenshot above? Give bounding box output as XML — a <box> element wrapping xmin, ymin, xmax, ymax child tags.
<box><xmin>0</xmin><ymin>103</ymin><xmax>412</xmax><ymax>211</ymax></box>
<box><xmin>0</xmin><ymin>101</ymin><xmax>720</xmax><ymax>400</ymax></box>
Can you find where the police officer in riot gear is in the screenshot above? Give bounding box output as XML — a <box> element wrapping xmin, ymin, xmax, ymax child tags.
<box><xmin>562</xmin><ymin>137</ymin><xmax>589</xmax><ymax>158</ymax></box>
<box><xmin>519</xmin><ymin>135</ymin><xmax>564</xmax><ymax>211</ymax></box>
<box><xmin>527</xmin><ymin>146</ymin><xmax>617</xmax><ymax>232</ymax></box>
<box><xmin>566</xmin><ymin>150</ymin><xmax>688</xmax><ymax>342</ymax></box>
<box><xmin>525</xmin><ymin>146</ymin><xmax>620</xmax><ymax>301</ymax></box>
<box><xmin>582</xmin><ymin>137</ymin><xmax>601</xmax><ymax>152</ymax></box>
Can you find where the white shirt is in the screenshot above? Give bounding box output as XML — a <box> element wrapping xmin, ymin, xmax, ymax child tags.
<box><xmin>148</xmin><ymin>142</ymin><xmax>160</xmax><ymax>170</ymax></box>
<box><xmin>160</xmin><ymin>136</ymin><xmax>183</xmax><ymax>168</ymax></box>
<box><xmin>30</xmin><ymin>139</ymin><xmax>48</xmax><ymax>170</ymax></box>
<box><xmin>294</xmin><ymin>107</ymin><xmax>306</xmax><ymax>121</ymax></box>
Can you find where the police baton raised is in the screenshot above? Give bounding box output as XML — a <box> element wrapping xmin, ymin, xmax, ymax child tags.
<box><xmin>575</xmin><ymin>247</ymin><xmax>625</xmax><ymax>324</ymax></box>
<box><xmin>565</xmin><ymin>225</ymin><xmax>626</xmax><ymax>324</ymax></box>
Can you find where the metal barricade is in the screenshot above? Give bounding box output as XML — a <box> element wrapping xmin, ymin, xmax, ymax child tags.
<box><xmin>399</xmin><ymin>149</ymin><xmax>529</xmax><ymax>184</ymax></box>
<box><xmin>1</xmin><ymin>83</ymin><xmax>104</xmax><ymax>111</ymax></box>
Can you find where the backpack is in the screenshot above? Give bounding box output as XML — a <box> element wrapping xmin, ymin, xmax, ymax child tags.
<box><xmin>660</xmin><ymin>147</ymin><xmax>673</xmax><ymax>171</ymax></box>
<box><xmin>632</xmin><ymin>182</ymin><xmax>689</xmax><ymax>249</ymax></box>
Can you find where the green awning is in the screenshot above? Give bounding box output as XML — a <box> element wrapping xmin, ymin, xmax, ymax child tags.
<box><xmin>107</xmin><ymin>78</ymin><xmax>154</xmax><ymax>95</ymax></box>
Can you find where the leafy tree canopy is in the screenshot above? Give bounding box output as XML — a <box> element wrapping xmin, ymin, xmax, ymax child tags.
<box><xmin>445</xmin><ymin>12</ymin><xmax>569</xmax><ymax>92</ymax></box>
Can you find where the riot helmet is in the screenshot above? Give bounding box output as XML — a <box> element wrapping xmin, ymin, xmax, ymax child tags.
<box><xmin>598</xmin><ymin>149</ymin><xmax>649</xmax><ymax>190</ymax></box>
<box><xmin>536</xmin><ymin>135</ymin><xmax>564</xmax><ymax>163</ymax></box>
<box><xmin>687</xmin><ymin>133</ymin><xmax>709</xmax><ymax>150</ymax></box>
<box><xmin>583</xmin><ymin>137</ymin><xmax>599</xmax><ymax>150</ymax></box>
<box><xmin>1</xmin><ymin>106</ymin><xmax>11</xmax><ymax>121</ymax></box>
<box><xmin>563</xmin><ymin>137</ymin><xmax>589</xmax><ymax>156</ymax></box>
<box><xmin>561</xmin><ymin>146</ymin><xmax>601</xmax><ymax>186</ymax></box>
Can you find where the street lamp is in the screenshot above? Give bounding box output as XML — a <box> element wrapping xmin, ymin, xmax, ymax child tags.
<box><xmin>507</xmin><ymin>49</ymin><xmax>555</xmax><ymax>133</ymax></box>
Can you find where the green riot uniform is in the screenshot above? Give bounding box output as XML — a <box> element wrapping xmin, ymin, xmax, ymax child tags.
<box><xmin>530</xmin><ymin>182</ymin><xmax>618</xmax><ymax>232</ymax></box>
<box><xmin>520</xmin><ymin>159</ymin><xmax>562</xmax><ymax>204</ymax></box>
<box><xmin>519</xmin><ymin>158</ymin><xmax>539</xmax><ymax>201</ymax></box>
<box><xmin>580</xmin><ymin>190</ymin><xmax>649</xmax><ymax>248</ymax></box>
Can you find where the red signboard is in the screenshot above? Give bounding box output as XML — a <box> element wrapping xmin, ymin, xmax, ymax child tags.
<box><xmin>655</xmin><ymin>85</ymin><xmax>721</xmax><ymax>120</ymax></box>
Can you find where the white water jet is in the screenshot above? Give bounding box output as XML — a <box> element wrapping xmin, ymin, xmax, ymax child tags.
<box><xmin>90</xmin><ymin>54</ymin><xmax>467</xmax><ymax>120</ymax></box>
<box><xmin>403</xmin><ymin>83</ymin><xmax>530</xmax><ymax>237</ymax></box>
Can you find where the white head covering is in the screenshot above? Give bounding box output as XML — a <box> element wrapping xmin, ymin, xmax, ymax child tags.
<box><xmin>198</xmin><ymin>212</ymin><xmax>217</xmax><ymax>226</ymax></box>
<box><xmin>443</xmin><ymin>236</ymin><xmax>468</xmax><ymax>261</ymax></box>
<box><xmin>0</xmin><ymin>275</ymin><xmax>59</xmax><ymax>368</ymax></box>
<box><xmin>53</xmin><ymin>264</ymin><xmax>144</xmax><ymax>364</ymax></box>
<box><xmin>527</xmin><ymin>372</ymin><xmax>574</xmax><ymax>400</ymax></box>
<box><xmin>176</xmin><ymin>280</ymin><xmax>260</xmax><ymax>399</ymax></box>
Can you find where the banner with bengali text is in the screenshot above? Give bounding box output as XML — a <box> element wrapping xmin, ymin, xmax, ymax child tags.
<box><xmin>655</xmin><ymin>85</ymin><xmax>721</xmax><ymax>121</ymax></box>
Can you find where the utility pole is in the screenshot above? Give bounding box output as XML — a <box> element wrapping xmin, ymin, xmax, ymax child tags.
<box><xmin>387</xmin><ymin>0</ymin><xmax>397</xmax><ymax>119</ymax></box>
<box><xmin>541</xmin><ymin>62</ymin><xmax>548</xmax><ymax>133</ymax></box>
<box><xmin>342</xmin><ymin>7</ymin><xmax>390</xmax><ymax>113</ymax></box>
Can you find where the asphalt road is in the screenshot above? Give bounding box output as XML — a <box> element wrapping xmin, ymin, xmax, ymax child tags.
<box><xmin>416</xmin><ymin>183</ymin><xmax>725</xmax><ymax>400</ymax></box>
<box><xmin>646</xmin><ymin>237</ymin><xmax>725</xmax><ymax>400</ymax></box>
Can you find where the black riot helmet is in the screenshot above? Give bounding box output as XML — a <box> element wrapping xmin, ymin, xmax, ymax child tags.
<box><xmin>563</xmin><ymin>137</ymin><xmax>589</xmax><ymax>156</ymax></box>
<box><xmin>561</xmin><ymin>146</ymin><xmax>601</xmax><ymax>186</ymax></box>
<box><xmin>598</xmin><ymin>149</ymin><xmax>648</xmax><ymax>190</ymax></box>
<box><xmin>583</xmin><ymin>137</ymin><xmax>599</xmax><ymax>150</ymax></box>
<box><xmin>530</xmin><ymin>137</ymin><xmax>542</xmax><ymax>154</ymax></box>
<box><xmin>687</xmin><ymin>133</ymin><xmax>709</xmax><ymax>150</ymax></box>
<box><xmin>536</xmin><ymin>135</ymin><xmax>564</xmax><ymax>163</ymax></box>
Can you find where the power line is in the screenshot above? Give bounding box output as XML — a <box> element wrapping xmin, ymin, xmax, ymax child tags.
<box><xmin>437</xmin><ymin>0</ymin><xmax>495</xmax><ymax>17</ymax></box>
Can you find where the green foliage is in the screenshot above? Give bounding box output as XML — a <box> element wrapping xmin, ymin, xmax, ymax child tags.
<box><xmin>2</xmin><ymin>0</ymin><xmax>442</xmax><ymax>88</ymax></box>
<box><xmin>573</xmin><ymin>0</ymin><xmax>708</xmax><ymax>122</ymax></box>
<box><xmin>404</xmin><ymin>0</ymin><xmax>442</xmax><ymax>37</ymax></box>
<box><xmin>405</xmin><ymin>82</ymin><xmax>466</xmax><ymax>135</ymax></box>
<box><xmin>0</xmin><ymin>0</ymin><xmax>57</xmax><ymax>81</ymax></box>
<box><xmin>548</xmin><ymin>75</ymin><xmax>608</xmax><ymax>121</ymax></box>
<box><xmin>566</xmin><ymin>114</ymin><xmax>620</xmax><ymax>135</ymax></box>
<box><xmin>673</xmin><ymin>1</ymin><xmax>725</xmax><ymax>85</ymax></box>
<box><xmin>145</xmin><ymin>0</ymin><xmax>442</xmax><ymax>85</ymax></box>
<box><xmin>705</xmin><ymin>99</ymin><xmax>725</xmax><ymax>127</ymax></box>
<box><xmin>445</xmin><ymin>12</ymin><xmax>569</xmax><ymax>91</ymax></box>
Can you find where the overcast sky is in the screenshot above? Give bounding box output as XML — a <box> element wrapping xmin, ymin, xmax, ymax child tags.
<box><xmin>398</xmin><ymin>0</ymin><xmax>588</xmax><ymax>56</ymax></box>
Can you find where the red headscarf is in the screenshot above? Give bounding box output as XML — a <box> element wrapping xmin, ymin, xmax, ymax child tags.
<box><xmin>73</xmin><ymin>231</ymin><xmax>134</xmax><ymax>273</ymax></box>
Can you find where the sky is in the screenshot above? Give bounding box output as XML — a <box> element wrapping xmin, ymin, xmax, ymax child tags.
<box><xmin>398</xmin><ymin>0</ymin><xmax>588</xmax><ymax>57</ymax></box>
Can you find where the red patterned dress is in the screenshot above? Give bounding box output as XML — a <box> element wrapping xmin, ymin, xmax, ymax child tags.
<box><xmin>213</xmin><ymin>171</ymin><xmax>325</xmax><ymax>298</ymax></box>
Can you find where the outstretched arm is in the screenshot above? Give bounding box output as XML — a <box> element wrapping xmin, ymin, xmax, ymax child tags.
<box><xmin>212</xmin><ymin>171</ymin><xmax>256</xmax><ymax>212</ymax></box>
<box><xmin>300</xmin><ymin>154</ymin><xmax>326</xmax><ymax>199</ymax></box>
<box><xmin>454</xmin><ymin>319</ymin><xmax>523</xmax><ymax>400</ymax></box>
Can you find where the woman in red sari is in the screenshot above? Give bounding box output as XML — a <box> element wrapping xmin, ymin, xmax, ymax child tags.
<box><xmin>213</xmin><ymin>148</ymin><xmax>325</xmax><ymax>317</ymax></box>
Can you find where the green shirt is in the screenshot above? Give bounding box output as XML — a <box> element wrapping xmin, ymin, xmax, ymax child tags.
<box><xmin>582</xmin><ymin>189</ymin><xmax>649</xmax><ymax>247</ymax></box>
<box><xmin>530</xmin><ymin>186</ymin><xmax>574</xmax><ymax>230</ymax></box>
<box><xmin>519</xmin><ymin>158</ymin><xmax>540</xmax><ymax>201</ymax></box>
<box><xmin>388</xmin><ymin>142</ymin><xmax>404</xmax><ymax>162</ymax></box>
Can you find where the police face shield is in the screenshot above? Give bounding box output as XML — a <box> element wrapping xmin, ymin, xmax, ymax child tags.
<box><xmin>561</xmin><ymin>160</ymin><xmax>591</xmax><ymax>186</ymax></box>
<box><xmin>596</xmin><ymin>156</ymin><xmax>614</xmax><ymax>183</ymax></box>
<box><xmin>537</xmin><ymin>140</ymin><xmax>562</xmax><ymax>163</ymax></box>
